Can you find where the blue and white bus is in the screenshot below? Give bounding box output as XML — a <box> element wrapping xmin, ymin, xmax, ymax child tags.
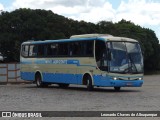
<box><xmin>20</xmin><ymin>34</ymin><xmax>144</xmax><ymax>91</ymax></box>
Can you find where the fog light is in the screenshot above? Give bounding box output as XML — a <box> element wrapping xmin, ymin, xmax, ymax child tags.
<box><xmin>113</xmin><ymin>77</ymin><xmax>117</xmax><ymax>80</ymax></box>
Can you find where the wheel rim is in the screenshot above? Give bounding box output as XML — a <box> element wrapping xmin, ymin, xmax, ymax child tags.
<box><xmin>36</xmin><ymin>77</ymin><xmax>41</xmax><ymax>86</ymax></box>
<box><xmin>87</xmin><ymin>79</ymin><xmax>90</xmax><ymax>87</ymax></box>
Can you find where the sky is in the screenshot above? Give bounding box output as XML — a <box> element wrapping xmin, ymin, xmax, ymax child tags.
<box><xmin>0</xmin><ymin>0</ymin><xmax>160</xmax><ymax>42</ymax></box>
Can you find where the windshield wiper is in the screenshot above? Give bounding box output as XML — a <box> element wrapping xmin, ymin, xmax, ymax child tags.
<box><xmin>122</xmin><ymin>65</ymin><xmax>133</xmax><ymax>73</ymax></box>
<box><xmin>128</xmin><ymin>54</ymin><xmax>138</xmax><ymax>73</ymax></box>
<box><xmin>122</xmin><ymin>54</ymin><xmax>138</xmax><ymax>74</ymax></box>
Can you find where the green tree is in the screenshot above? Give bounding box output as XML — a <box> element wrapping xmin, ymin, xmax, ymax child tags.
<box><xmin>0</xmin><ymin>9</ymin><xmax>160</xmax><ymax>72</ymax></box>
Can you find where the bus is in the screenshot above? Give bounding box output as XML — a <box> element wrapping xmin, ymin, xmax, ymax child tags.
<box><xmin>20</xmin><ymin>34</ymin><xmax>144</xmax><ymax>91</ymax></box>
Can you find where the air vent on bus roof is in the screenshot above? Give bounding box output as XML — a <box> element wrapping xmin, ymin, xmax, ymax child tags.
<box><xmin>70</xmin><ymin>34</ymin><xmax>113</xmax><ymax>39</ymax></box>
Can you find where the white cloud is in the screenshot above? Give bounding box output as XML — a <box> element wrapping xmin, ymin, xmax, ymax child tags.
<box><xmin>12</xmin><ymin>0</ymin><xmax>108</xmax><ymax>15</ymax></box>
<box><xmin>0</xmin><ymin>3</ymin><xmax>4</xmax><ymax>11</ymax></box>
<box><xmin>115</xmin><ymin>0</ymin><xmax>160</xmax><ymax>41</ymax></box>
<box><xmin>116</xmin><ymin>0</ymin><xmax>160</xmax><ymax>26</ymax></box>
<box><xmin>12</xmin><ymin>0</ymin><xmax>115</xmax><ymax>22</ymax></box>
<box><xmin>11</xmin><ymin>0</ymin><xmax>160</xmax><ymax>24</ymax></box>
<box><xmin>3</xmin><ymin>0</ymin><xmax>160</xmax><ymax>40</ymax></box>
<box><xmin>49</xmin><ymin>5</ymin><xmax>91</xmax><ymax>15</ymax></box>
<box><xmin>70</xmin><ymin>2</ymin><xmax>115</xmax><ymax>23</ymax></box>
<box><xmin>12</xmin><ymin>0</ymin><xmax>87</xmax><ymax>9</ymax></box>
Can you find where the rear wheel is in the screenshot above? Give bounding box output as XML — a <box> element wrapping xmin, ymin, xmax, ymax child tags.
<box><xmin>35</xmin><ymin>74</ymin><xmax>48</xmax><ymax>87</ymax></box>
<box><xmin>114</xmin><ymin>87</ymin><xmax>121</xmax><ymax>91</ymax></box>
<box><xmin>86</xmin><ymin>76</ymin><xmax>93</xmax><ymax>91</ymax></box>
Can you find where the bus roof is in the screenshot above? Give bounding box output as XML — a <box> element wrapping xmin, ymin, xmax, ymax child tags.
<box><xmin>70</xmin><ymin>34</ymin><xmax>113</xmax><ymax>39</ymax></box>
<box><xmin>70</xmin><ymin>34</ymin><xmax>138</xmax><ymax>42</ymax></box>
<box><xmin>22</xmin><ymin>34</ymin><xmax>138</xmax><ymax>45</ymax></box>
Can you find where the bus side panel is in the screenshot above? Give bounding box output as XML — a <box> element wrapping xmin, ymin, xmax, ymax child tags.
<box><xmin>76</xmin><ymin>74</ymin><xmax>83</xmax><ymax>84</ymax></box>
<box><xmin>42</xmin><ymin>73</ymin><xmax>61</xmax><ymax>83</ymax></box>
<box><xmin>65</xmin><ymin>73</ymin><xmax>83</xmax><ymax>84</ymax></box>
<box><xmin>42</xmin><ymin>73</ymin><xmax>83</xmax><ymax>84</ymax></box>
<box><xmin>41</xmin><ymin>63</ymin><xmax>79</xmax><ymax>84</ymax></box>
<box><xmin>21</xmin><ymin>72</ymin><xmax>35</xmax><ymax>81</ymax></box>
<box><xmin>93</xmin><ymin>75</ymin><xmax>111</xmax><ymax>86</ymax></box>
<box><xmin>20</xmin><ymin>60</ymin><xmax>35</xmax><ymax>81</ymax></box>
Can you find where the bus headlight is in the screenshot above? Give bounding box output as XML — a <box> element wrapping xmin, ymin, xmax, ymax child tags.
<box><xmin>113</xmin><ymin>77</ymin><xmax>117</xmax><ymax>80</ymax></box>
<box><xmin>138</xmin><ymin>78</ymin><xmax>142</xmax><ymax>80</ymax></box>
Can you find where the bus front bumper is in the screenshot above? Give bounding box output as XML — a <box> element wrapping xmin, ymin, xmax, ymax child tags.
<box><xmin>93</xmin><ymin>75</ymin><xmax>144</xmax><ymax>87</ymax></box>
<box><xmin>109</xmin><ymin>79</ymin><xmax>144</xmax><ymax>87</ymax></box>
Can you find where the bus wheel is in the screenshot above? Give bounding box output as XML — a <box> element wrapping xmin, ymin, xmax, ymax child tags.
<box><xmin>35</xmin><ymin>74</ymin><xmax>45</xmax><ymax>87</ymax></box>
<box><xmin>86</xmin><ymin>76</ymin><xmax>93</xmax><ymax>91</ymax></box>
<box><xmin>114</xmin><ymin>87</ymin><xmax>121</xmax><ymax>91</ymax></box>
<box><xmin>59</xmin><ymin>83</ymin><xmax>69</xmax><ymax>88</ymax></box>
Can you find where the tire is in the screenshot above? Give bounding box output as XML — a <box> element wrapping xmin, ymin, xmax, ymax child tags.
<box><xmin>35</xmin><ymin>74</ymin><xmax>47</xmax><ymax>88</ymax></box>
<box><xmin>114</xmin><ymin>87</ymin><xmax>121</xmax><ymax>91</ymax></box>
<box><xmin>86</xmin><ymin>76</ymin><xmax>93</xmax><ymax>91</ymax></box>
<box><xmin>58</xmin><ymin>83</ymin><xmax>69</xmax><ymax>88</ymax></box>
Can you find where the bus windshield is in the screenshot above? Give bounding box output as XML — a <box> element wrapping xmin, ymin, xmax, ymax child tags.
<box><xmin>108</xmin><ymin>42</ymin><xmax>143</xmax><ymax>74</ymax></box>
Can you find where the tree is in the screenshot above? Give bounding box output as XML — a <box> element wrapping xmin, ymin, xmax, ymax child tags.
<box><xmin>0</xmin><ymin>9</ymin><xmax>160</xmax><ymax>71</ymax></box>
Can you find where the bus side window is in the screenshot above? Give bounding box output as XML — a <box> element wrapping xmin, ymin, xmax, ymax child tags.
<box><xmin>37</xmin><ymin>45</ymin><xmax>45</xmax><ymax>57</ymax></box>
<box><xmin>48</xmin><ymin>43</ymin><xmax>58</xmax><ymax>56</ymax></box>
<box><xmin>68</xmin><ymin>43</ymin><xmax>73</xmax><ymax>56</ymax></box>
<box><xmin>73</xmin><ymin>42</ymin><xmax>80</xmax><ymax>56</ymax></box>
<box><xmin>22</xmin><ymin>45</ymin><xmax>29</xmax><ymax>57</ymax></box>
<box><xmin>69</xmin><ymin>42</ymin><xmax>82</xmax><ymax>56</ymax></box>
<box><xmin>83</xmin><ymin>41</ymin><xmax>93</xmax><ymax>56</ymax></box>
<box><xmin>58</xmin><ymin>43</ymin><xmax>68</xmax><ymax>56</ymax></box>
<box><xmin>87</xmin><ymin>41</ymin><xmax>93</xmax><ymax>56</ymax></box>
<box><xmin>29</xmin><ymin>45</ymin><xmax>37</xmax><ymax>57</ymax></box>
<box><xmin>46</xmin><ymin>44</ymin><xmax>53</xmax><ymax>56</ymax></box>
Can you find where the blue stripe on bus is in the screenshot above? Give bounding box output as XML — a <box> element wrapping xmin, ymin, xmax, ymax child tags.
<box><xmin>21</xmin><ymin>72</ymin><xmax>143</xmax><ymax>87</ymax></box>
<box><xmin>21</xmin><ymin>72</ymin><xmax>35</xmax><ymax>81</ymax></box>
<box><xmin>42</xmin><ymin>73</ymin><xmax>83</xmax><ymax>84</ymax></box>
<box><xmin>21</xmin><ymin>72</ymin><xmax>83</xmax><ymax>84</ymax></box>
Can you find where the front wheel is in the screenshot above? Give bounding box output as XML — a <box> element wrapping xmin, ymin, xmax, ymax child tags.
<box><xmin>114</xmin><ymin>87</ymin><xmax>121</xmax><ymax>91</ymax></box>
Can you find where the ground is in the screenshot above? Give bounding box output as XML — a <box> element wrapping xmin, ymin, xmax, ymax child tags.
<box><xmin>0</xmin><ymin>75</ymin><xmax>160</xmax><ymax>119</ymax></box>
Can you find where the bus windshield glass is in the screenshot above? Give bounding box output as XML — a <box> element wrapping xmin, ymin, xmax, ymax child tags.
<box><xmin>108</xmin><ymin>42</ymin><xmax>143</xmax><ymax>74</ymax></box>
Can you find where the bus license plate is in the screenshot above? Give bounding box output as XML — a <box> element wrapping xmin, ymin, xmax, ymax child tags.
<box><xmin>126</xmin><ymin>82</ymin><xmax>133</xmax><ymax>86</ymax></box>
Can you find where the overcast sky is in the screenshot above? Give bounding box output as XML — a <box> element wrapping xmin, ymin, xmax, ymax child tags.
<box><xmin>0</xmin><ymin>0</ymin><xmax>160</xmax><ymax>41</ymax></box>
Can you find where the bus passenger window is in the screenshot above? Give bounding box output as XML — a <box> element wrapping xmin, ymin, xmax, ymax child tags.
<box><xmin>87</xmin><ymin>41</ymin><xmax>93</xmax><ymax>55</ymax></box>
<box><xmin>58</xmin><ymin>43</ymin><xmax>68</xmax><ymax>56</ymax></box>
<box><xmin>68</xmin><ymin>42</ymin><xmax>81</xmax><ymax>56</ymax></box>
<box><xmin>29</xmin><ymin>45</ymin><xmax>37</xmax><ymax>57</ymax></box>
<box><xmin>37</xmin><ymin>45</ymin><xmax>45</xmax><ymax>57</ymax></box>
<box><xmin>83</xmin><ymin>41</ymin><xmax>93</xmax><ymax>56</ymax></box>
<box><xmin>68</xmin><ymin>43</ymin><xmax>73</xmax><ymax>56</ymax></box>
<box><xmin>21</xmin><ymin>45</ymin><xmax>29</xmax><ymax>57</ymax></box>
<box><xmin>46</xmin><ymin>44</ymin><xmax>53</xmax><ymax>56</ymax></box>
<box><xmin>45</xmin><ymin>44</ymin><xmax>58</xmax><ymax>57</ymax></box>
<box><xmin>73</xmin><ymin>42</ymin><xmax>80</xmax><ymax>56</ymax></box>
